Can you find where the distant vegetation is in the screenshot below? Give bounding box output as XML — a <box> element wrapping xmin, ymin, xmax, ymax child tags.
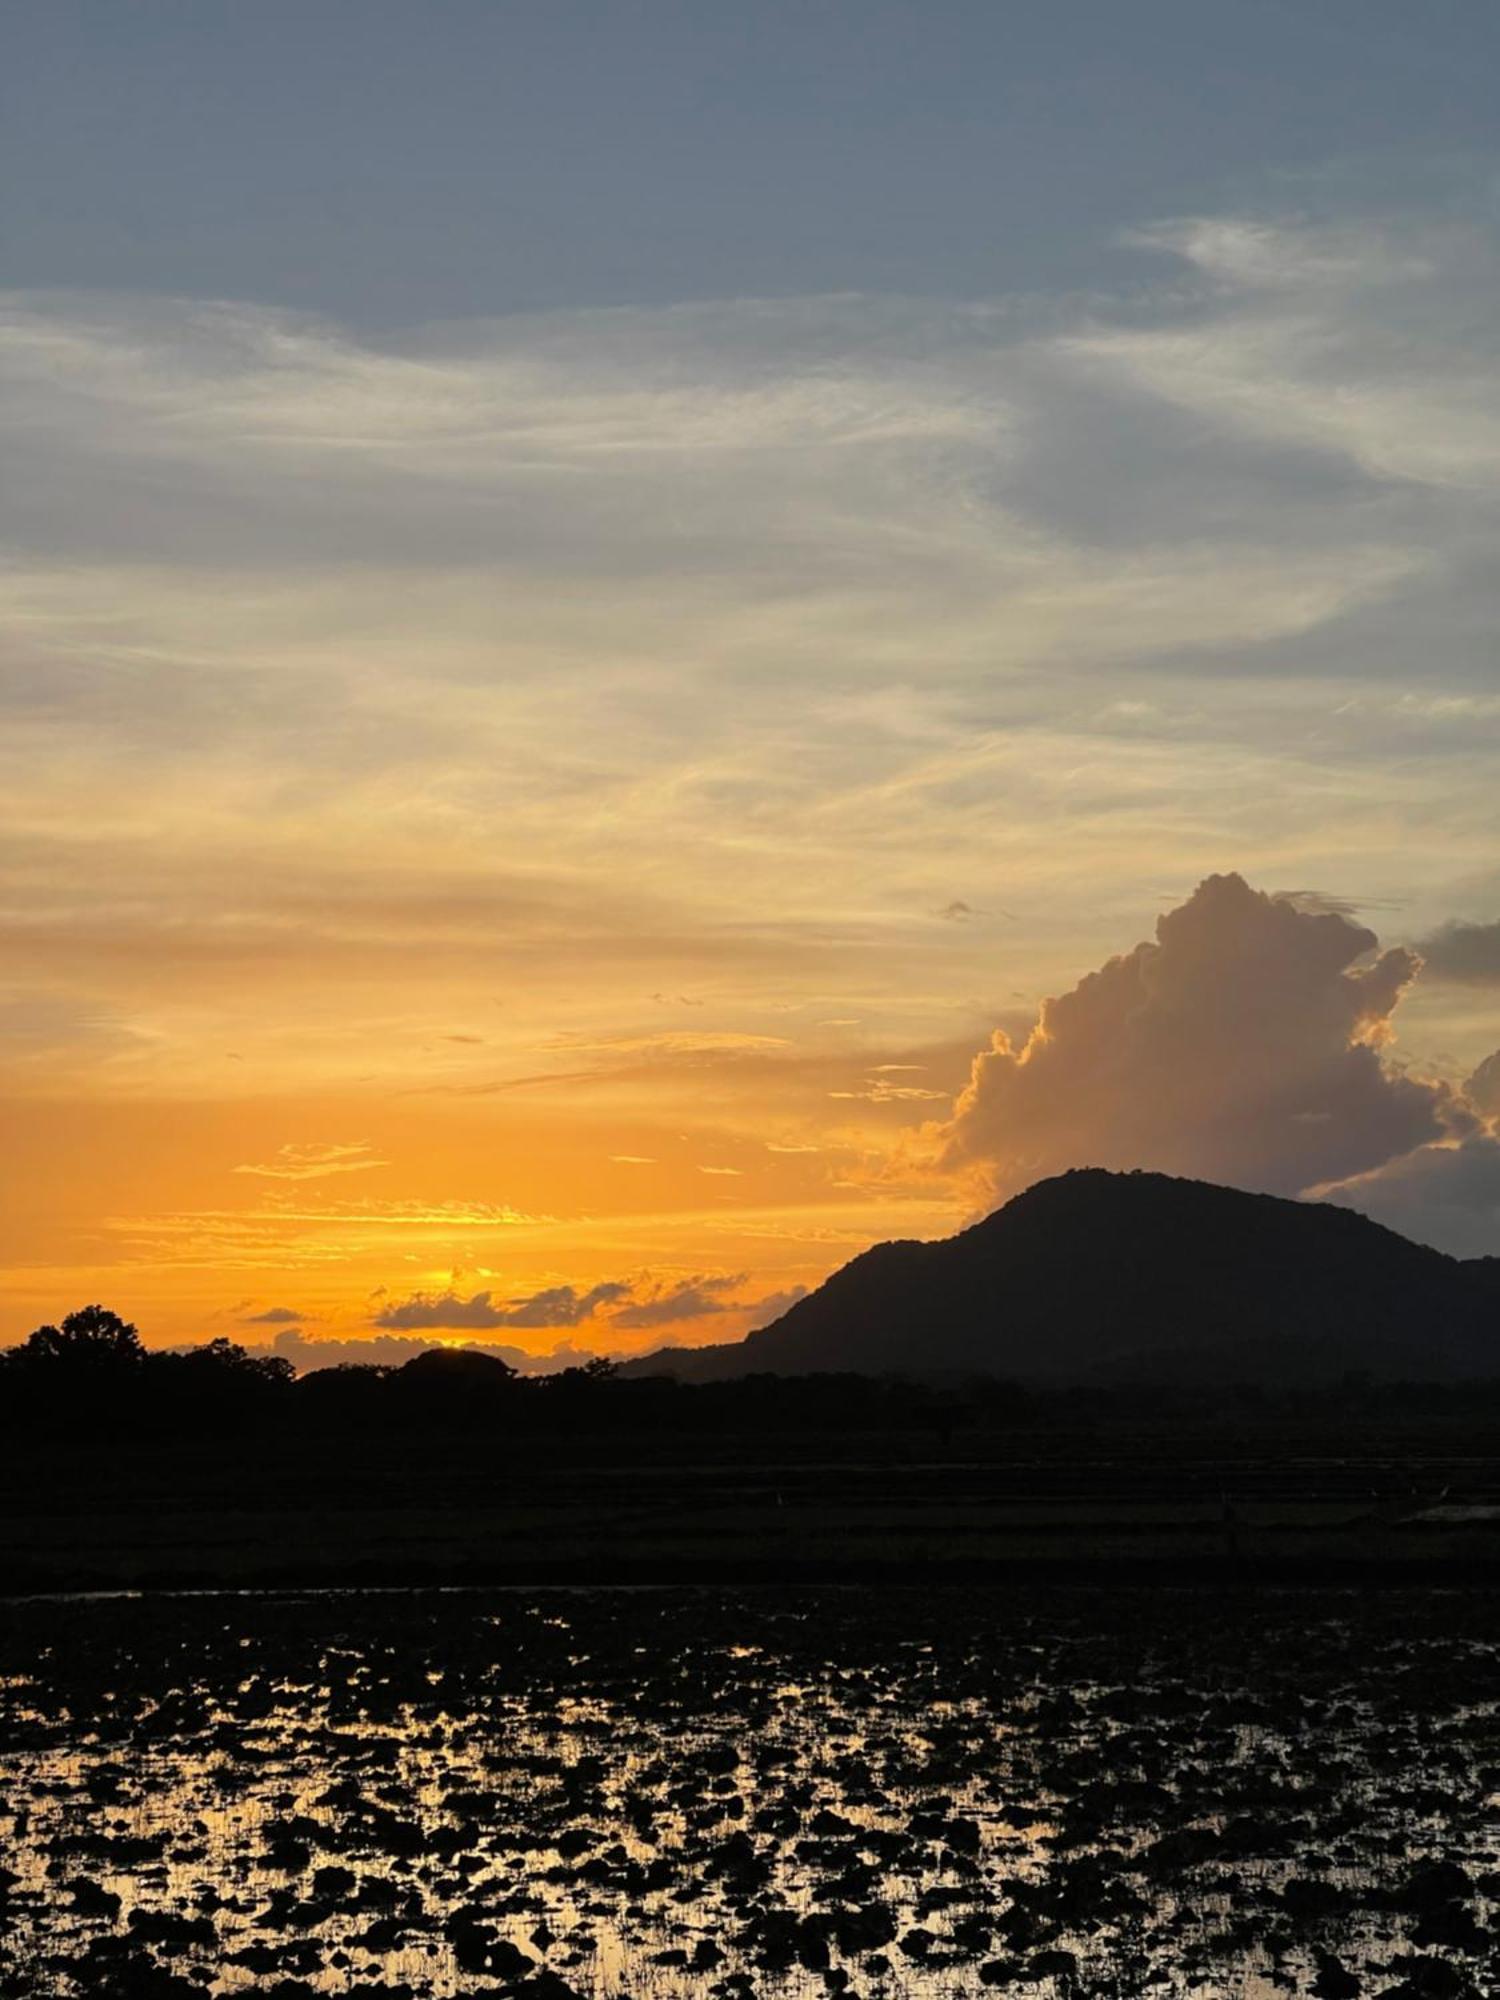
<box><xmin>11</xmin><ymin>1174</ymin><xmax>1497</xmax><ymax>1448</ymax></box>
<box><xmin>0</xmin><ymin>1305</ymin><xmax>1013</xmax><ymax>1438</ymax></box>
<box><xmin>8</xmin><ymin>1302</ymin><xmax>1500</xmax><ymax>1443</ymax></box>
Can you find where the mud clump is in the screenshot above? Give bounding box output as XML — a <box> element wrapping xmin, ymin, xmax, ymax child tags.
<box><xmin>3</xmin><ymin>1585</ymin><xmax>1500</xmax><ymax>1997</ymax></box>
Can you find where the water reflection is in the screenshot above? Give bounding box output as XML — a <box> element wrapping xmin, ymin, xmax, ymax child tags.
<box><xmin>1</xmin><ymin>1588</ymin><xmax>1497</xmax><ymax>1997</ymax></box>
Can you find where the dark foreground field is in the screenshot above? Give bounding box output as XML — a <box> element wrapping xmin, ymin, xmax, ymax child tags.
<box><xmin>5</xmin><ymin>1416</ymin><xmax>1500</xmax><ymax>1591</ymax></box>
<box><xmin>4</xmin><ymin>1585</ymin><xmax>1500</xmax><ymax>1998</ymax></box>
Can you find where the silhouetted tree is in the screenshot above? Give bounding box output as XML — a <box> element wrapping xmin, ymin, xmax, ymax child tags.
<box><xmin>144</xmin><ymin>1337</ymin><xmax>296</xmax><ymax>1433</ymax></box>
<box><xmin>8</xmin><ymin>1299</ymin><xmax>1500</xmax><ymax>1455</ymax></box>
<box><xmin>3</xmin><ymin>1305</ymin><xmax>148</xmax><ymax>1437</ymax></box>
<box><xmin>13</xmin><ymin>1304</ymin><xmax>144</xmax><ymax>1371</ymax></box>
<box><xmin>176</xmin><ymin>1336</ymin><xmax>295</xmax><ymax>1388</ymax></box>
<box><xmin>293</xmin><ymin>1362</ymin><xmax>394</xmax><ymax>1428</ymax></box>
<box><xmin>394</xmin><ymin>1346</ymin><xmax>520</xmax><ymax>1430</ymax></box>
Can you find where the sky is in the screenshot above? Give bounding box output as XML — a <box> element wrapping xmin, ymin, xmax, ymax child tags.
<box><xmin>5</xmin><ymin>3</ymin><xmax>1500</xmax><ymax>1363</ymax></box>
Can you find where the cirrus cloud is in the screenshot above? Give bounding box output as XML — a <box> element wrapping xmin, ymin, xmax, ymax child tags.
<box><xmin>233</xmin><ymin>1141</ymin><xmax>387</xmax><ymax>1182</ymax></box>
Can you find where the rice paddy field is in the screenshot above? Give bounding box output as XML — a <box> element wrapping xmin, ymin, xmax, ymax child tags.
<box><xmin>3</xmin><ymin>1586</ymin><xmax>1499</xmax><ymax>1998</ymax></box>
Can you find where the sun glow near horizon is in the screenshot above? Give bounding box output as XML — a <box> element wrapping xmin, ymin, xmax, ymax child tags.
<box><xmin>6</xmin><ymin>12</ymin><xmax>1500</xmax><ymax>1352</ymax></box>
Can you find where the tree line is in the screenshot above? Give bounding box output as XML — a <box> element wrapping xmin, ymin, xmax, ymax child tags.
<box><xmin>0</xmin><ymin>1304</ymin><xmax>1004</xmax><ymax>1438</ymax></box>
<box><xmin>6</xmin><ymin>1304</ymin><xmax>1500</xmax><ymax>1441</ymax></box>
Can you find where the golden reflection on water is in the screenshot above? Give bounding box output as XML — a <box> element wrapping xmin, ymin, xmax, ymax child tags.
<box><xmin>3</xmin><ymin>1592</ymin><xmax>1499</xmax><ymax>1998</ymax></box>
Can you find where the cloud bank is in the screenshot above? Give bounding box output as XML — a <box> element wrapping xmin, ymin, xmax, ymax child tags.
<box><xmin>257</xmin><ymin>1327</ymin><xmax>606</xmax><ymax>1378</ymax></box>
<box><xmin>1413</xmin><ymin>921</ymin><xmax>1500</xmax><ymax>986</ymax></box>
<box><xmin>1308</xmin><ymin>1040</ymin><xmax>1500</xmax><ymax>1260</ymax></box>
<box><xmin>1315</xmin><ymin>1136</ymin><xmax>1500</xmax><ymax>1262</ymax></box>
<box><xmin>376</xmin><ymin>1281</ymin><xmax>630</xmax><ymax>1332</ymax></box>
<box><xmin>372</xmin><ymin>1272</ymin><xmax>805</xmax><ymax>1338</ymax></box>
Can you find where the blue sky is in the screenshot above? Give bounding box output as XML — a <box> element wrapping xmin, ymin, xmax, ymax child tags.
<box><xmin>8</xmin><ymin>2</ymin><xmax>1500</xmax><ymax>320</ymax></box>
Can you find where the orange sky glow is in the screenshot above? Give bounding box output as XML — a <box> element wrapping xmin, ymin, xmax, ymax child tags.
<box><xmin>6</xmin><ymin>199</ymin><xmax>1500</xmax><ymax>1350</ymax></box>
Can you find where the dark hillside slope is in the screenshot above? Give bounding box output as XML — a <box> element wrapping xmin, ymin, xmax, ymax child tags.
<box><xmin>630</xmin><ymin>1169</ymin><xmax>1500</xmax><ymax>1384</ymax></box>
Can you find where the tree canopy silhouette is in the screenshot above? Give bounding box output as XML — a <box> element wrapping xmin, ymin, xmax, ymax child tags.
<box><xmin>14</xmin><ymin>1304</ymin><xmax>145</xmax><ymax>1370</ymax></box>
<box><xmin>2</xmin><ymin>1311</ymin><xmax>293</xmax><ymax>1435</ymax></box>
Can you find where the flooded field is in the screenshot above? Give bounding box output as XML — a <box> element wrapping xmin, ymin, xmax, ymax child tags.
<box><xmin>2</xmin><ymin>1587</ymin><xmax>1498</xmax><ymax>1998</ymax></box>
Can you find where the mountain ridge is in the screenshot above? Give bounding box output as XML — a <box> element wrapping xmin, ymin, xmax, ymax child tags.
<box><xmin>622</xmin><ymin>1169</ymin><xmax>1500</xmax><ymax>1385</ymax></box>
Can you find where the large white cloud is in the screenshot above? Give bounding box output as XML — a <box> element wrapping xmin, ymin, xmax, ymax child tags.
<box><xmin>936</xmin><ymin>873</ymin><xmax>1452</xmax><ymax>1204</ymax></box>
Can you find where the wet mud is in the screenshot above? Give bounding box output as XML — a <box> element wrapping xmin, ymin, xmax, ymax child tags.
<box><xmin>3</xmin><ymin>1587</ymin><xmax>1499</xmax><ymax>1998</ymax></box>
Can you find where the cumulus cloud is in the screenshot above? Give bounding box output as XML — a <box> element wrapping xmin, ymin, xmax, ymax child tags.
<box><xmin>935</xmin><ymin>873</ymin><xmax>1450</xmax><ymax>1204</ymax></box>
<box><xmin>1412</xmin><ymin>920</ymin><xmax>1500</xmax><ymax>985</ymax></box>
<box><xmin>239</xmin><ymin>1305</ymin><xmax>305</xmax><ymax>1325</ymax></box>
<box><xmin>1305</xmin><ymin>1039</ymin><xmax>1500</xmax><ymax>1257</ymax></box>
<box><xmin>1467</xmin><ymin>1051</ymin><xmax>1500</xmax><ymax>1120</ymax></box>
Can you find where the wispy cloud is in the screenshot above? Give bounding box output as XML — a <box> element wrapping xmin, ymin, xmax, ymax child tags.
<box><xmin>830</xmin><ymin>1078</ymin><xmax>948</xmax><ymax>1103</ymax></box>
<box><xmin>101</xmin><ymin>1197</ymin><xmax>549</xmax><ymax>1272</ymax></box>
<box><xmin>8</xmin><ymin>186</ymin><xmax>1500</xmax><ymax>1337</ymax></box>
<box><xmin>233</xmin><ymin>1141</ymin><xmax>387</xmax><ymax>1182</ymax></box>
<box><xmin>539</xmin><ymin>1032</ymin><xmax>794</xmax><ymax>1058</ymax></box>
<box><xmin>0</xmin><ymin>229</ymin><xmax>1480</xmax><ymax>1122</ymax></box>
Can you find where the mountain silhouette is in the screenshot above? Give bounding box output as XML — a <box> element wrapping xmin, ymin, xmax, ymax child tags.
<box><xmin>626</xmin><ymin>1169</ymin><xmax>1500</xmax><ymax>1385</ymax></box>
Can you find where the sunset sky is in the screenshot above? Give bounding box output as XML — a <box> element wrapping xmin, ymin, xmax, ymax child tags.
<box><xmin>5</xmin><ymin>2</ymin><xmax>1500</xmax><ymax>1362</ymax></box>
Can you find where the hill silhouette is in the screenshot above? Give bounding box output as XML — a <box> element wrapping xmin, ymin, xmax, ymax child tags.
<box><xmin>625</xmin><ymin>1169</ymin><xmax>1500</xmax><ymax>1385</ymax></box>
